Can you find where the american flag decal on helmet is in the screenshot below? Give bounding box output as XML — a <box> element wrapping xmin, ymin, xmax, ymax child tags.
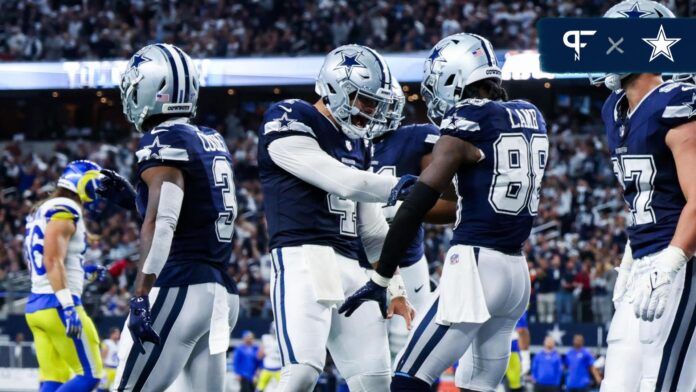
<box><xmin>472</xmin><ymin>47</ymin><xmax>485</xmax><ymax>57</ymax></box>
<box><xmin>156</xmin><ymin>93</ymin><xmax>170</xmax><ymax>102</ymax></box>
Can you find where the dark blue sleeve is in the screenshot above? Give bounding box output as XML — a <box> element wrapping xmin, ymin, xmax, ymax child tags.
<box><xmin>659</xmin><ymin>84</ymin><xmax>696</xmax><ymax>130</ymax></box>
<box><xmin>260</xmin><ymin>101</ymin><xmax>318</xmax><ymax>147</ymax></box>
<box><xmin>136</xmin><ymin>127</ymin><xmax>193</xmax><ymax>177</ymax></box>
<box><xmin>413</xmin><ymin>123</ymin><xmax>440</xmax><ymax>156</ymax></box>
<box><xmin>439</xmin><ymin>102</ymin><xmax>494</xmax><ymax>145</ymax></box>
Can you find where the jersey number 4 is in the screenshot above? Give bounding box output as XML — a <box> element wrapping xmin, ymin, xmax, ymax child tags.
<box><xmin>612</xmin><ymin>155</ymin><xmax>656</xmax><ymax>225</ymax></box>
<box><xmin>212</xmin><ymin>157</ymin><xmax>238</xmax><ymax>242</ymax></box>
<box><xmin>489</xmin><ymin>134</ymin><xmax>548</xmax><ymax>215</ymax></box>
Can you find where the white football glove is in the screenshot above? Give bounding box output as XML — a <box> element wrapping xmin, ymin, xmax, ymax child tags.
<box><xmin>612</xmin><ymin>241</ymin><xmax>634</xmax><ymax>304</ymax></box>
<box><xmin>633</xmin><ymin>246</ymin><xmax>688</xmax><ymax>321</ymax></box>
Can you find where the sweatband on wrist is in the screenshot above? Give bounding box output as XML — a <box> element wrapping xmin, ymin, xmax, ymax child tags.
<box><xmin>371</xmin><ymin>272</ymin><xmax>390</xmax><ymax>288</ymax></box>
<box><xmin>55</xmin><ymin>288</ymin><xmax>74</xmax><ymax>308</ymax></box>
<box><xmin>388</xmin><ymin>274</ymin><xmax>407</xmax><ymax>299</ymax></box>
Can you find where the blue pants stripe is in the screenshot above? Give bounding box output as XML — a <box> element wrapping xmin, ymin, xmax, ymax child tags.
<box><xmin>407</xmin><ymin>324</ymin><xmax>449</xmax><ymax>376</ymax></box>
<box><xmin>117</xmin><ymin>287</ymin><xmax>170</xmax><ymax>391</ymax></box>
<box><xmin>396</xmin><ymin>297</ymin><xmax>439</xmax><ymax>372</ymax></box>
<box><xmin>277</xmin><ymin>248</ymin><xmax>297</xmax><ymax>364</ymax></box>
<box><xmin>133</xmin><ymin>286</ymin><xmax>188</xmax><ymax>391</ymax></box>
<box><xmin>271</xmin><ymin>250</ymin><xmax>286</xmax><ymax>366</ymax></box>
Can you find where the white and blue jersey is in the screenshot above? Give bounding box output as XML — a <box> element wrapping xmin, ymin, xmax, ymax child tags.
<box><xmin>362</xmin><ymin>123</ymin><xmax>439</xmax><ymax>267</ymax></box>
<box><xmin>442</xmin><ymin>99</ymin><xmax>548</xmax><ymax>254</ymax></box>
<box><xmin>602</xmin><ymin>81</ymin><xmax>696</xmax><ymax>259</ymax></box>
<box><xmin>135</xmin><ymin>118</ymin><xmax>238</xmax><ymax>293</ymax></box>
<box><xmin>258</xmin><ymin>99</ymin><xmax>371</xmax><ymax>261</ymax></box>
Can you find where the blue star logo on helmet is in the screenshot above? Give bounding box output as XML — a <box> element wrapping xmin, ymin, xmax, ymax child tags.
<box><xmin>130</xmin><ymin>53</ymin><xmax>151</xmax><ymax>69</ymax></box>
<box><xmin>334</xmin><ymin>51</ymin><xmax>366</xmax><ymax>77</ymax></box>
<box><xmin>617</xmin><ymin>2</ymin><xmax>653</xmax><ymax>18</ymax></box>
<box><xmin>427</xmin><ymin>43</ymin><xmax>450</xmax><ymax>71</ymax></box>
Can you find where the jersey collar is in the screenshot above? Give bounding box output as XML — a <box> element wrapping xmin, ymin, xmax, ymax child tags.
<box><xmin>626</xmin><ymin>81</ymin><xmax>670</xmax><ymax>119</ymax></box>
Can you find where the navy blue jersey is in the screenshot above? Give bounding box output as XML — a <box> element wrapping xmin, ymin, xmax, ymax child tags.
<box><xmin>135</xmin><ymin>119</ymin><xmax>238</xmax><ymax>293</ymax></box>
<box><xmin>258</xmin><ymin>99</ymin><xmax>371</xmax><ymax>260</ymax></box>
<box><xmin>369</xmin><ymin>123</ymin><xmax>439</xmax><ymax>267</ymax></box>
<box><xmin>602</xmin><ymin>81</ymin><xmax>696</xmax><ymax>259</ymax></box>
<box><xmin>442</xmin><ymin>99</ymin><xmax>548</xmax><ymax>254</ymax></box>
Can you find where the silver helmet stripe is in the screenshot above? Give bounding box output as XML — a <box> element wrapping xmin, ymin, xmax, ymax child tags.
<box><xmin>154</xmin><ymin>44</ymin><xmax>179</xmax><ymax>103</ymax></box>
<box><xmin>172</xmin><ymin>45</ymin><xmax>192</xmax><ymax>103</ymax></box>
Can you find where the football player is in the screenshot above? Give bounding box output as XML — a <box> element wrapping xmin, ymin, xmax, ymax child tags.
<box><xmin>593</xmin><ymin>1</ymin><xmax>696</xmax><ymax>391</ymax></box>
<box><xmin>340</xmin><ymin>33</ymin><xmax>548</xmax><ymax>392</ymax></box>
<box><xmin>365</xmin><ymin>77</ymin><xmax>456</xmax><ymax>357</ymax></box>
<box><xmin>24</xmin><ymin>160</ymin><xmax>105</xmax><ymax>392</ymax></box>
<box><xmin>258</xmin><ymin>44</ymin><xmax>415</xmax><ymax>391</ymax></box>
<box><xmin>104</xmin><ymin>44</ymin><xmax>240</xmax><ymax>391</ymax></box>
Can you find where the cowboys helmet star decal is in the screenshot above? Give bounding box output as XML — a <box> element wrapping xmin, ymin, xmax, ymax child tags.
<box><xmin>617</xmin><ymin>2</ymin><xmax>653</xmax><ymax>18</ymax></box>
<box><xmin>427</xmin><ymin>42</ymin><xmax>450</xmax><ymax>71</ymax></box>
<box><xmin>130</xmin><ymin>53</ymin><xmax>151</xmax><ymax>69</ymax></box>
<box><xmin>335</xmin><ymin>51</ymin><xmax>366</xmax><ymax>77</ymax></box>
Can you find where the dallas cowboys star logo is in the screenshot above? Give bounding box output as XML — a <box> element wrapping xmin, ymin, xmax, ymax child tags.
<box><xmin>618</xmin><ymin>2</ymin><xmax>652</xmax><ymax>18</ymax></box>
<box><xmin>143</xmin><ymin>137</ymin><xmax>169</xmax><ymax>159</ymax></box>
<box><xmin>427</xmin><ymin>43</ymin><xmax>450</xmax><ymax>71</ymax></box>
<box><xmin>642</xmin><ymin>25</ymin><xmax>681</xmax><ymax>62</ymax></box>
<box><xmin>334</xmin><ymin>51</ymin><xmax>366</xmax><ymax>77</ymax></box>
<box><xmin>130</xmin><ymin>53</ymin><xmax>151</xmax><ymax>69</ymax></box>
<box><xmin>275</xmin><ymin>113</ymin><xmax>296</xmax><ymax>130</ymax></box>
<box><xmin>682</xmin><ymin>93</ymin><xmax>696</xmax><ymax>118</ymax></box>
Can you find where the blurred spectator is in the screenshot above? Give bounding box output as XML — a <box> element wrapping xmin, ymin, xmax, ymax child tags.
<box><xmin>532</xmin><ymin>336</ymin><xmax>563</xmax><ymax>392</ymax></box>
<box><xmin>535</xmin><ymin>258</ymin><xmax>558</xmax><ymax>323</ymax></box>
<box><xmin>564</xmin><ymin>335</ymin><xmax>602</xmax><ymax>392</ymax></box>
<box><xmin>233</xmin><ymin>331</ymin><xmax>260</xmax><ymax>392</ymax></box>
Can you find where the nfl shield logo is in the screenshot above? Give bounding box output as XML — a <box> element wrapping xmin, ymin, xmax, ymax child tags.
<box><xmin>346</xmin><ymin>140</ymin><xmax>352</xmax><ymax>151</ymax></box>
<box><xmin>619</xmin><ymin>124</ymin><xmax>625</xmax><ymax>137</ymax></box>
<box><xmin>450</xmin><ymin>253</ymin><xmax>459</xmax><ymax>265</ymax></box>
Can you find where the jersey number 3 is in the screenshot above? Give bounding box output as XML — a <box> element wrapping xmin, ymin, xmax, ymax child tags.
<box><xmin>213</xmin><ymin>157</ymin><xmax>238</xmax><ymax>242</ymax></box>
<box><xmin>489</xmin><ymin>134</ymin><xmax>548</xmax><ymax>215</ymax></box>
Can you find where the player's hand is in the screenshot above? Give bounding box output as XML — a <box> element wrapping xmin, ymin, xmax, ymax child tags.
<box><xmin>339</xmin><ymin>279</ymin><xmax>388</xmax><ymax>318</ymax></box>
<box><xmin>83</xmin><ymin>264</ymin><xmax>108</xmax><ymax>283</ymax></box>
<box><xmin>633</xmin><ymin>246</ymin><xmax>688</xmax><ymax>321</ymax></box>
<box><xmin>386</xmin><ymin>175</ymin><xmax>418</xmax><ymax>206</ymax></box>
<box><xmin>97</xmin><ymin>169</ymin><xmax>137</xmax><ymax>211</ymax></box>
<box><xmin>128</xmin><ymin>296</ymin><xmax>160</xmax><ymax>354</ymax></box>
<box><xmin>61</xmin><ymin>305</ymin><xmax>82</xmax><ymax>338</ymax></box>
<box><xmin>388</xmin><ymin>296</ymin><xmax>416</xmax><ymax>330</ymax></box>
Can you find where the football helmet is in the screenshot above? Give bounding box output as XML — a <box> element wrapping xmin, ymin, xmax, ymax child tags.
<box><xmin>57</xmin><ymin>160</ymin><xmax>102</xmax><ymax>205</ymax></box>
<box><xmin>421</xmin><ymin>33</ymin><xmax>501</xmax><ymax>124</ymax></box>
<box><xmin>315</xmin><ymin>44</ymin><xmax>394</xmax><ymax>139</ymax></box>
<box><xmin>121</xmin><ymin>44</ymin><xmax>199</xmax><ymax>132</ymax></box>
<box><xmin>367</xmin><ymin>76</ymin><xmax>405</xmax><ymax>139</ymax></box>
<box><xmin>589</xmin><ymin>0</ymin><xmax>675</xmax><ymax>91</ymax></box>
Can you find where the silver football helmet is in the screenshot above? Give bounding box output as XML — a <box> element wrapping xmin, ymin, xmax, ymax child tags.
<box><xmin>589</xmin><ymin>0</ymin><xmax>675</xmax><ymax>91</ymax></box>
<box><xmin>367</xmin><ymin>76</ymin><xmax>405</xmax><ymax>139</ymax></box>
<box><xmin>672</xmin><ymin>74</ymin><xmax>696</xmax><ymax>83</ymax></box>
<box><xmin>315</xmin><ymin>44</ymin><xmax>394</xmax><ymax>139</ymax></box>
<box><xmin>120</xmin><ymin>44</ymin><xmax>199</xmax><ymax>132</ymax></box>
<box><xmin>421</xmin><ymin>33</ymin><xmax>501</xmax><ymax>124</ymax></box>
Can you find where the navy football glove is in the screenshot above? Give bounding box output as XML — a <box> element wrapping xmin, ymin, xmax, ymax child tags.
<box><xmin>338</xmin><ymin>280</ymin><xmax>388</xmax><ymax>318</ymax></box>
<box><xmin>386</xmin><ymin>175</ymin><xmax>418</xmax><ymax>207</ymax></box>
<box><xmin>128</xmin><ymin>296</ymin><xmax>160</xmax><ymax>354</ymax></box>
<box><xmin>97</xmin><ymin>169</ymin><xmax>136</xmax><ymax>211</ymax></box>
<box><xmin>83</xmin><ymin>264</ymin><xmax>108</xmax><ymax>283</ymax></box>
<box><xmin>61</xmin><ymin>305</ymin><xmax>82</xmax><ymax>338</ymax></box>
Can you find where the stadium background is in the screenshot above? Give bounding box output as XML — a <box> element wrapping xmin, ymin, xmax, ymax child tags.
<box><xmin>0</xmin><ymin>0</ymin><xmax>692</xmax><ymax>391</ymax></box>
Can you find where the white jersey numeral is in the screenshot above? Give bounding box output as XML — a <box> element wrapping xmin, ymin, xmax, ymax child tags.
<box><xmin>327</xmin><ymin>194</ymin><xmax>357</xmax><ymax>236</ymax></box>
<box><xmin>488</xmin><ymin>133</ymin><xmax>548</xmax><ymax>215</ymax></box>
<box><xmin>612</xmin><ymin>155</ymin><xmax>656</xmax><ymax>226</ymax></box>
<box><xmin>212</xmin><ymin>157</ymin><xmax>238</xmax><ymax>242</ymax></box>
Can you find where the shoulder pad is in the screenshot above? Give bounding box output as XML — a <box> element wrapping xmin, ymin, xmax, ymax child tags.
<box><xmin>263</xmin><ymin>99</ymin><xmax>317</xmax><ymax>137</ymax></box>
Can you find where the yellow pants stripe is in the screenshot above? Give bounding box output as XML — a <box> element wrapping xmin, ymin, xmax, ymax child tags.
<box><xmin>26</xmin><ymin>306</ymin><xmax>104</xmax><ymax>383</ymax></box>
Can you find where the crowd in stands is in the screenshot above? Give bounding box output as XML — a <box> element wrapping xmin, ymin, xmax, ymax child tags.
<box><xmin>0</xmin><ymin>91</ymin><xmax>627</xmax><ymax>326</ymax></box>
<box><xmin>1</xmin><ymin>0</ymin><xmax>687</xmax><ymax>61</ymax></box>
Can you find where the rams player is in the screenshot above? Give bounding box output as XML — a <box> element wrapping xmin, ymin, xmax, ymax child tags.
<box><xmin>341</xmin><ymin>33</ymin><xmax>548</xmax><ymax>392</ymax></box>
<box><xmin>595</xmin><ymin>1</ymin><xmax>696</xmax><ymax>391</ymax></box>
<box><xmin>24</xmin><ymin>160</ymin><xmax>105</xmax><ymax>392</ymax></box>
<box><xmin>104</xmin><ymin>44</ymin><xmax>240</xmax><ymax>391</ymax></box>
<box><xmin>258</xmin><ymin>44</ymin><xmax>415</xmax><ymax>391</ymax></box>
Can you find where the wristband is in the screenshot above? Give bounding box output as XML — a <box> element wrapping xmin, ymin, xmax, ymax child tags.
<box><xmin>371</xmin><ymin>272</ymin><xmax>391</xmax><ymax>288</ymax></box>
<box><xmin>388</xmin><ymin>274</ymin><xmax>407</xmax><ymax>299</ymax></box>
<box><xmin>55</xmin><ymin>288</ymin><xmax>74</xmax><ymax>308</ymax></box>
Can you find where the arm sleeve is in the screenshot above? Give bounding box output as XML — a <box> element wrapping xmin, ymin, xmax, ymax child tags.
<box><xmin>268</xmin><ymin>135</ymin><xmax>398</xmax><ymax>203</ymax></box>
<box><xmin>357</xmin><ymin>202</ymin><xmax>389</xmax><ymax>263</ymax></box>
<box><xmin>141</xmin><ymin>182</ymin><xmax>183</xmax><ymax>276</ymax></box>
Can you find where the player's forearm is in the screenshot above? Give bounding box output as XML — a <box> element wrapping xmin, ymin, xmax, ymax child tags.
<box><xmin>45</xmin><ymin>259</ymin><xmax>68</xmax><ymax>293</ymax></box>
<box><xmin>375</xmin><ymin>182</ymin><xmax>440</xmax><ymax>279</ymax></box>
<box><xmin>671</xmin><ymin>201</ymin><xmax>696</xmax><ymax>256</ymax></box>
<box><xmin>135</xmin><ymin>219</ymin><xmax>158</xmax><ymax>297</ymax></box>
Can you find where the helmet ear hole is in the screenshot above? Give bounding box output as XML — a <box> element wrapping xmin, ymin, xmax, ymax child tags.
<box><xmin>158</xmin><ymin>78</ymin><xmax>166</xmax><ymax>91</ymax></box>
<box><xmin>132</xmin><ymin>85</ymin><xmax>138</xmax><ymax>105</ymax></box>
<box><xmin>444</xmin><ymin>74</ymin><xmax>456</xmax><ymax>86</ymax></box>
<box><xmin>327</xmin><ymin>84</ymin><xmax>336</xmax><ymax>94</ymax></box>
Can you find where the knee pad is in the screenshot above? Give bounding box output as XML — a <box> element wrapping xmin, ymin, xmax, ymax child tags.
<box><xmin>276</xmin><ymin>364</ymin><xmax>320</xmax><ymax>392</ymax></box>
<box><xmin>391</xmin><ymin>374</ymin><xmax>430</xmax><ymax>392</ymax></box>
<box><xmin>346</xmin><ymin>372</ymin><xmax>390</xmax><ymax>392</ymax></box>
